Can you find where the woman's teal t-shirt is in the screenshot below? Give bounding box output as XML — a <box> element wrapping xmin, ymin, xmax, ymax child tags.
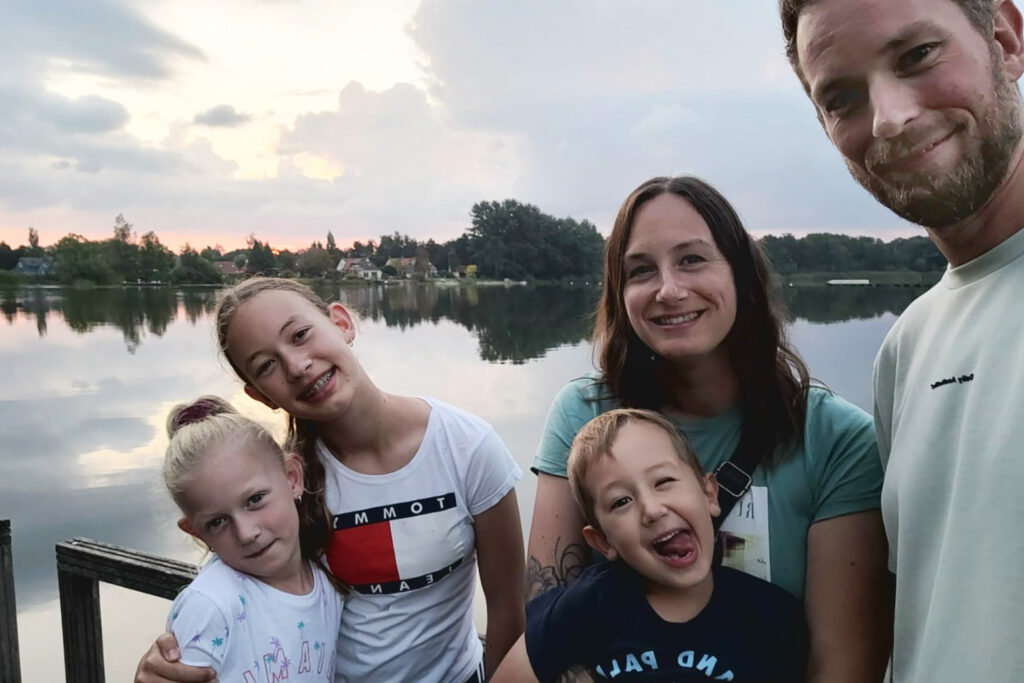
<box><xmin>532</xmin><ymin>377</ymin><xmax>883</xmax><ymax>600</ymax></box>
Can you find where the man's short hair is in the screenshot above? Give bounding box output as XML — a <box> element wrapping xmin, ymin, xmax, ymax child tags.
<box><xmin>567</xmin><ymin>409</ymin><xmax>703</xmax><ymax>528</ymax></box>
<box><xmin>779</xmin><ymin>0</ymin><xmax>997</xmax><ymax>90</ymax></box>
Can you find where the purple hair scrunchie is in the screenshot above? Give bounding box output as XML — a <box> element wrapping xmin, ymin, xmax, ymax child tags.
<box><xmin>171</xmin><ymin>398</ymin><xmax>227</xmax><ymax>433</ymax></box>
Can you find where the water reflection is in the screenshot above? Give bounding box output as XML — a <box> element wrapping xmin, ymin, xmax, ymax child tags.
<box><xmin>1</xmin><ymin>287</ymin><xmax>221</xmax><ymax>352</ymax></box>
<box><xmin>1</xmin><ymin>282</ymin><xmax>926</xmax><ymax>360</ymax></box>
<box><xmin>3</xmin><ymin>284</ymin><xmax>600</xmax><ymax>362</ymax></box>
<box><xmin>0</xmin><ymin>282</ymin><xmax>916</xmax><ymax>680</ymax></box>
<box><xmin>331</xmin><ymin>282</ymin><xmax>926</xmax><ymax>337</ymax></box>
<box><xmin>782</xmin><ymin>285</ymin><xmax>924</xmax><ymax>323</ymax></box>
<box><xmin>334</xmin><ymin>284</ymin><xmax>600</xmax><ymax>364</ymax></box>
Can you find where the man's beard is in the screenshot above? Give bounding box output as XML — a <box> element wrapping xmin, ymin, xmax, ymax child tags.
<box><xmin>848</xmin><ymin>75</ymin><xmax>1023</xmax><ymax>228</ymax></box>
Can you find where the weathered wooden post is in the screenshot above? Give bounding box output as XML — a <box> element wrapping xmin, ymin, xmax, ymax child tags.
<box><xmin>57</xmin><ymin>544</ymin><xmax>104</xmax><ymax>683</ymax></box>
<box><xmin>1</xmin><ymin>519</ymin><xmax>22</xmax><ymax>683</ymax></box>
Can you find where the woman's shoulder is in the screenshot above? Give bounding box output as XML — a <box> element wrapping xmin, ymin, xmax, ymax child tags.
<box><xmin>533</xmin><ymin>375</ymin><xmax>621</xmax><ymax>474</ymax></box>
<box><xmin>803</xmin><ymin>386</ymin><xmax>873</xmax><ymax>434</ymax></box>
<box><xmin>792</xmin><ymin>387</ymin><xmax>882</xmax><ymax>517</ymax></box>
<box><xmin>550</xmin><ymin>374</ymin><xmax>620</xmax><ymax>417</ymax></box>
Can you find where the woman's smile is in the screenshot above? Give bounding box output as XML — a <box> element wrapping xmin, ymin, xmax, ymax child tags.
<box><xmin>651</xmin><ymin>310</ymin><xmax>703</xmax><ymax>326</ymax></box>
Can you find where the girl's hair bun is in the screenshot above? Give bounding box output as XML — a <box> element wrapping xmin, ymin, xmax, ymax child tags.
<box><xmin>166</xmin><ymin>395</ymin><xmax>237</xmax><ymax>437</ymax></box>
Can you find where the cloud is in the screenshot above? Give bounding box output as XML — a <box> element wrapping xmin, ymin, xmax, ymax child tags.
<box><xmin>409</xmin><ymin>1</ymin><xmax>792</xmax><ymax>124</ymax></box>
<box><xmin>193</xmin><ymin>104</ymin><xmax>253</xmax><ymax>127</ymax></box>
<box><xmin>2</xmin><ymin>0</ymin><xmax>204</xmax><ymax>80</ymax></box>
<box><xmin>0</xmin><ymin>85</ymin><xmax>132</xmax><ymax>149</ymax></box>
<box><xmin>42</xmin><ymin>94</ymin><xmax>130</xmax><ymax>134</ymax></box>
<box><xmin>0</xmin><ymin>0</ymin><xmax>917</xmax><ymax>251</ymax></box>
<box><xmin>278</xmin><ymin>81</ymin><xmax>521</xmax><ymax>239</ymax></box>
<box><xmin>407</xmin><ymin>0</ymin><xmax>908</xmax><ymax>234</ymax></box>
<box><xmin>0</xmin><ymin>0</ymin><xmax>209</xmax><ymax>216</ymax></box>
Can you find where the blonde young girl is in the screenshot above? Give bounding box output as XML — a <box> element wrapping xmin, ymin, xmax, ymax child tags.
<box><xmin>138</xmin><ymin>278</ymin><xmax>525</xmax><ymax>683</ymax></box>
<box><xmin>162</xmin><ymin>395</ymin><xmax>343</xmax><ymax>682</ymax></box>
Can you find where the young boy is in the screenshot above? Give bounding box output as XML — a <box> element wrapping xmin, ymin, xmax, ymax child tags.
<box><xmin>495</xmin><ymin>409</ymin><xmax>807</xmax><ymax>682</ymax></box>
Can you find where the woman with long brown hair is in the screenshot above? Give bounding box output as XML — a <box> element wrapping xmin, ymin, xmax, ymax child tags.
<box><xmin>527</xmin><ymin>176</ymin><xmax>892</xmax><ymax>682</ymax></box>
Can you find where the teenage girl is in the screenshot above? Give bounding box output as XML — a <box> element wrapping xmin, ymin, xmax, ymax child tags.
<box><xmin>137</xmin><ymin>278</ymin><xmax>525</xmax><ymax>683</ymax></box>
<box><xmin>162</xmin><ymin>395</ymin><xmax>343</xmax><ymax>682</ymax></box>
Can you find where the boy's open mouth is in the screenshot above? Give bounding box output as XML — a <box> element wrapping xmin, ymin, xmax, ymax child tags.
<box><xmin>651</xmin><ymin>529</ymin><xmax>697</xmax><ymax>564</ymax></box>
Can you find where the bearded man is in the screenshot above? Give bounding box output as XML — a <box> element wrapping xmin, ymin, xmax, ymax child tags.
<box><xmin>780</xmin><ymin>0</ymin><xmax>1024</xmax><ymax>680</ymax></box>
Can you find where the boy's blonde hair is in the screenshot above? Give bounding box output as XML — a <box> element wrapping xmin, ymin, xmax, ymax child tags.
<box><xmin>164</xmin><ymin>395</ymin><xmax>288</xmax><ymax>509</ymax></box>
<box><xmin>567</xmin><ymin>409</ymin><xmax>703</xmax><ymax>527</ymax></box>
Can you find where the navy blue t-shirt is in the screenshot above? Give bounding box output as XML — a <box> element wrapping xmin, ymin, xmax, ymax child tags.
<box><xmin>525</xmin><ymin>562</ymin><xmax>807</xmax><ymax>682</ymax></box>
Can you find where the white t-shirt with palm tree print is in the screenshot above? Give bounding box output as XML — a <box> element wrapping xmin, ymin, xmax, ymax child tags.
<box><xmin>168</xmin><ymin>555</ymin><xmax>342</xmax><ymax>682</ymax></box>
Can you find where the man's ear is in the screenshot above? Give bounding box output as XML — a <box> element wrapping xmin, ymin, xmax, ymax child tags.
<box><xmin>244</xmin><ymin>384</ymin><xmax>278</xmax><ymax>410</ymax></box>
<box><xmin>583</xmin><ymin>524</ymin><xmax>619</xmax><ymax>562</ymax></box>
<box><xmin>994</xmin><ymin>0</ymin><xmax>1024</xmax><ymax>81</ymax></box>
<box><xmin>328</xmin><ymin>302</ymin><xmax>355</xmax><ymax>345</ymax></box>
<box><xmin>284</xmin><ymin>453</ymin><xmax>305</xmax><ymax>499</ymax></box>
<box><xmin>177</xmin><ymin>517</ymin><xmax>198</xmax><ymax>538</ymax></box>
<box><xmin>704</xmin><ymin>473</ymin><xmax>721</xmax><ymax>519</ymax></box>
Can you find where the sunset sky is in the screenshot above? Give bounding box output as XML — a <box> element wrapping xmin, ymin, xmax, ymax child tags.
<box><xmin>0</xmin><ymin>0</ymin><xmax>916</xmax><ymax>253</ymax></box>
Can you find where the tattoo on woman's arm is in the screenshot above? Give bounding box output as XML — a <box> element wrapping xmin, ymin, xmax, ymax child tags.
<box><xmin>524</xmin><ymin>538</ymin><xmax>588</xmax><ymax>602</ymax></box>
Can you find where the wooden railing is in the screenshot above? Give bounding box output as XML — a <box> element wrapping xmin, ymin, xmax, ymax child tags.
<box><xmin>56</xmin><ymin>538</ymin><xmax>198</xmax><ymax>683</ymax></box>
<box><xmin>5</xmin><ymin>522</ymin><xmax>490</xmax><ymax>682</ymax></box>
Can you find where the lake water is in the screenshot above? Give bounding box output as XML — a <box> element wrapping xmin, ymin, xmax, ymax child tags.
<box><xmin>0</xmin><ymin>281</ymin><xmax>923</xmax><ymax>681</ymax></box>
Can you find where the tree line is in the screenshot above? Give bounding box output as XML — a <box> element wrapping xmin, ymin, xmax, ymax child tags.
<box><xmin>0</xmin><ymin>200</ymin><xmax>606</xmax><ymax>285</ymax></box>
<box><xmin>760</xmin><ymin>232</ymin><xmax>946</xmax><ymax>275</ymax></box>
<box><xmin>0</xmin><ymin>203</ymin><xmax>946</xmax><ymax>287</ymax></box>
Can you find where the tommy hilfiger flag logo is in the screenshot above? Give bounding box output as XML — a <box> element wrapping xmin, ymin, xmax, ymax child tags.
<box><xmin>325</xmin><ymin>493</ymin><xmax>464</xmax><ymax>594</ymax></box>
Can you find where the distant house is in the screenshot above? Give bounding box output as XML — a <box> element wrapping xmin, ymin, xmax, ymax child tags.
<box><xmin>385</xmin><ymin>257</ymin><xmax>437</xmax><ymax>279</ymax></box>
<box><xmin>15</xmin><ymin>256</ymin><xmax>55</xmax><ymax>277</ymax></box>
<box><xmin>214</xmin><ymin>261</ymin><xmax>242</xmax><ymax>276</ymax></box>
<box><xmin>337</xmin><ymin>257</ymin><xmax>382</xmax><ymax>281</ymax></box>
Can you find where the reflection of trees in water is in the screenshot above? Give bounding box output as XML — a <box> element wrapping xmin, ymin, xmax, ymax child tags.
<box><xmin>337</xmin><ymin>283</ymin><xmax>600</xmax><ymax>364</ymax></box>
<box><xmin>460</xmin><ymin>287</ymin><xmax>599</xmax><ymax>364</ymax></box>
<box><xmin>182</xmin><ymin>289</ymin><xmax>219</xmax><ymax>325</ymax></box>
<box><xmin>1</xmin><ymin>289</ymin><xmax>18</xmax><ymax>323</ymax></box>
<box><xmin>5</xmin><ymin>283</ymin><xmax>921</xmax><ymax>360</ymax></box>
<box><xmin>2</xmin><ymin>288</ymin><xmax>61</xmax><ymax>335</ymax></box>
<box><xmin>6</xmin><ymin>282</ymin><xmax>597</xmax><ymax>362</ymax></box>
<box><xmin>4</xmin><ymin>287</ymin><xmax>221</xmax><ymax>352</ymax></box>
<box><xmin>63</xmin><ymin>288</ymin><xmax>176</xmax><ymax>352</ymax></box>
<box><xmin>782</xmin><ymin>286</ymin><xmax>925</xmax><ymax>323</ymax></box>
<box><xmin>336</xmin><ymin>282</ymin><xmax>920</xmax><ymax>362</ymax></box>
